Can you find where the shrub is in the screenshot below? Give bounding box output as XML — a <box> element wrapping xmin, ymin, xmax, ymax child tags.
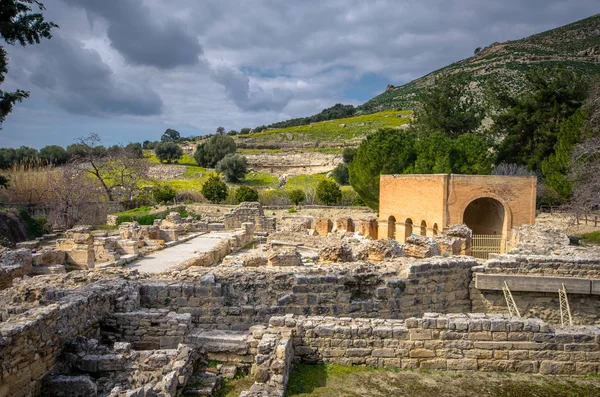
<box><xmin>316</xmin><ymin>179</ymin><xmax>342</xmax><ymax>205</ymax></box>
<box><xmin>331</xmin><ymin>163</ymin><xmax>349</xmax><ymax>185</ymax></box>
<box><xmin>259</xmin><ymin>189</ymin><xmax>290</xmax><ymax>205</ymax></box>
<box><xmin>154</xmin><ymin>142</ymin><xmax>183</xmax><ymax>163</ymax></box>
<box><xmin>201</xmin><ymin>174</ymin><xmax>228</xmax><ymax>203</ymax></box>
<box><xmin>235</xmin><ymin>185</ymin><xmax>259</xmax><ymax>203</ymax></box>
<box><xmin>153</xmin><ymin>185</ymin><xmax>176</xmax><ymax>204</ymax></box>
<box><xmin>342</xmin><ymin>148</ymin><xmax>357</xmax><ymax>164</ymax></box>
<box><xmin>288</xmin><ymin>189</ymin><xmax>306</xmax><ymax>205</ymax></box>
<box><xmin>194</xmin><ymin>135</ymin><xmax>237</xmax><ymax>167</ymax></box>
<box><xmin>215</xmin><ymin>154</ymin><xmax>248</xmax><ymax>182</ymax></box>
<box><xmin>39</xmin><ymin>145</ymin><xmax>68</xmax><ymax>165</ymax></box>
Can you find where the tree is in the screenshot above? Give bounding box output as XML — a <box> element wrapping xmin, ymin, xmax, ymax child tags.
<box><xmin>568</xmin><ymin>136</ymin><xmax>600</xmax><ymax>216</ymax></box>
<box><xmin>0</xmin><ymin>147</ymin><xmax>16</xmax><ymax>168</ymax></box>
<box><xmin>492</xmin><ymin>66</ymin><xmax>589</xmax><ymax>172</ymax></box>
<box><xmin>216</xmin><ymin>126</ymin><xmax>225</xmax><ymax>135</ymax></box>
<box><xmin>288</xmin><ymin>189</ymin><xmax>306</xmax><ymax>205</ymax></box>
<box><xmin>125</xmin><ymin>142</ymin><xmax>143</xmax><ymax>158</ymax></box>
<box><xmin>235</xmin><ymin>185</ymin><xmax>259</xmax><ymax>203</ymax></box>
<box><xmin>240</xmin><ymin>128</ymin><xmax>251</xmax><ymax>135</ymax></box>
<box><xmin>153</xmin><ymin>184</ymin><xmax>176</xmax><ymax>204</ymax></box>
<box><xmin>39</xmin><ymin>145</ymin><xmax>68</xmax><ymax>165</ymax></box>
<box><xmin>450</xmin><ymin>134</ymin><xmax>492</xmax><ymax>175</ymax></box>
<box><xmin>215</xmin><ymin>153</ymin><xmax>247</xmax><ymax>182</ymax></box>
<box><xmin>71</xmin><ymin>134</ymin><xmax>149</xmax><ymax>203</ymax></box>
<box><xmin>160</xmin><ymin>128</ymin><xmax>180</xmax><ymax>142</ymax></box>
<box><xmin>15</xmin><ymin>145</ymin><xmax>38</xmax><ymax>165</ymax></box>
<box><xmin>0</xmin><ymin>1</ymin><xmax>57</xmax><ymax>127</ymax></box>
<box><xmin>342</xmin><ymin>147</ymin><xmax>357</xmax><ymax>164</ymax></box>
<box><xmin>349</xmin><ymin>128</ymin><xmax>417</xmax><ymax>210</ymax></box>
<box><xmin>331</xmin><ymin>163</ymin><xmax>349</xmax><ymax>185</ymax></box>
<box><xmin>316</xmin><ymin>179</ymin><xmax>342</xmax><ymax>205</ymax></box>
<box><xmin>415</xmin><ymin>72</ymin><xmax>483</xmax><ymax>137</ymax></box>
<box><xmin>202</xmin><ymin>174</ymin><xmax>228</xmax><ymax>203</ymax></box>
<box><xmin>194</xmin><ymin>134</ymin><xmax>237</xmax><ymax>167</ymax></box>
<box><xmin>227</xmin><ymin>130</ymin><xmax>238</xmax><ymax>136</ymax></box>
<box><xmin>413</xmin><ymin>132</ymin><xmax>453</xmax><ymax>174</ymax></box>
<box><xmin>154</xmin><ymin>142</ymin><xmax>183</xmax><ymax>163</ymax></box>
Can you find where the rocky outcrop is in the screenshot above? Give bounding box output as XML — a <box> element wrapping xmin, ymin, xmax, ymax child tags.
<box><xmin>318</xmin><ymin>242</ymin><xmax>353</xmax><ymax>263</ymax></box>
<box><xmin>509</xmin><ymin>224</ymin><xmax>570</xmax><ymax>255</ymax></box>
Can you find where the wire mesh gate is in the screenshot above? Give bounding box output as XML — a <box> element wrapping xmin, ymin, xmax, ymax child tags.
<box><xmin>471</xmin><ymin>234</ymin><xmax>506</xmax><ymax>259</ymax></box>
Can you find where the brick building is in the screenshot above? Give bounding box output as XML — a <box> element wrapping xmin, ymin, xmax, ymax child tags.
<box><xmin>378</xmin><ymin>174</ymin><xmax>536</xmax><ymax>243</ymax></box>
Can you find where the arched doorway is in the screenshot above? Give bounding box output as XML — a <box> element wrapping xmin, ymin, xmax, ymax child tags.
<box><xmin>388</xmin><ymin>216</ymin><xmax>396</xmax><ymax>239</ymax></box>
<box><xmin>463</xmin><ymin>197</ymin><xmax>505</xmax><ymax>235</ymax></box>
<box><xmin>404</xmin><ymin>218</ymin><xmax>413</xmax><ymax>241</ymax></box>
<box><xmin>433</xmin><ymin>223</ymin><xmax>439</xmax><ymax>235</ymax></box>
<box><xmin>420</xmin><ymin>220</ymin><xmax>427</xmax><ymax>236</ymax></box>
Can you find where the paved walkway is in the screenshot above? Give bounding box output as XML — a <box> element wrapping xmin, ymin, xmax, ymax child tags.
<box><xmin>126</xmin><ymin>231</ymin><xmax>235</xmax><ymax>273</ymax></box>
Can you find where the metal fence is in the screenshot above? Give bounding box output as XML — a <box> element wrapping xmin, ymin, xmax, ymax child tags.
<box><xmin>471</xmin><ymin>234</ymin><xmax>506</xmax><ymax>260</ymax></box>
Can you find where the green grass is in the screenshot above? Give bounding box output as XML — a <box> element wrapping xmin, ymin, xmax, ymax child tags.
<box><xmin>582</xmin><ymin>231</ymin><xmax>600</xmax><ymax>245</ymax></box>
<box><xmin>284</xmin><ymin>173</ymin><xmax>328</xmax><ymax>190</ymax></box>
<box><xmin>242</xmin><ymin>171</ymin><xmax>279</xmax><ymax>188</ymax></box>
<box><xmin>112</xmin><ymin>205</ymin><xmax>198</xmax><ymax>225</ymax></box>
<box><xmin>247</xmin><ymin>110</ymin><xmax>412</xmax><ymax>143</ymax></box>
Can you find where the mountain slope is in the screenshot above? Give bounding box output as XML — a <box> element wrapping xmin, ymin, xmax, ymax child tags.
<box><xmin>360</xmin><ymin>14</ymin><xmax>600</xmax><ymax>112</ymax></box>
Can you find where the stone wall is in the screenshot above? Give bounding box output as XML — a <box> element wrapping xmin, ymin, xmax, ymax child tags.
<box><xmin>0</xmin><ymin>279</ymin><xmax>136</xmax><ymax>397</ymax></box>
<box><xmin>471</xmin><ymin>255</ymin><xmax>600</xmax><ymax>325</ymax></box>
<box><xmin>268</xmin><ymin>313</ymin><xmax>600</xmax><ymax>374</ymax></box>
<box><xmin>139</xmin><ymin>258</ymin><xmax>476</xmax><ymax>331</ymax></box>
<box><xmin>224</xmin><ymin>202</ymin><xmax>276</xmax><ymax>233</ymax></box>
<box><xmin>101</xmin><ymin>309</ymin><xmax>192</xmax><ymax>350</ymax></box>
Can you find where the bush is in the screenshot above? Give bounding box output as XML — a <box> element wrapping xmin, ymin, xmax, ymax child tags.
<box><xmin>39</xmin><ymin>145</ymin><xmax>68</xmax><ymax>165</ymax></box>
<box><xmin>288</xmin><ymin>189</ymin><xmax>306</xmax><ymax>205</ymax></box>
<box><xmin>342</xmin><ymin>148</ymin><xmax>357</xmax><ymax>164</ymax></box>
<box><xmin>194</xmin><ymin>135</ymin><xmax>237</xmax><ymax>167</ymax></box>
<box><xmin>215</xmin><ymin>154</ymin><xmax>248</xmax><ymax>182</ymax></box>
<box><xmin>125</xmin><ymin>142</ymin><xmax>143</xmax><ymax>158</ymax></box>
<box><xmin>153</xmin><ymin>185</ymin><xmax>176</xmax><ymax>204</ymax></box>
<box><xmin>259</xmin><ymin>189</ymin><xmax>290</xmax><ymax>205</ymax></box>
<box><xmin>316</xmin><ymin>179</ymin><xmax>342</xmax><ymax>205</ymax></box>
<box><xmin>235</xmin><ymin>185</ymin><xmax>259</xmax><ymax>203</ymax></box>
<box><xmin>19</xmin><ymin>209</ymin><xmax>48</xmax><ymax>237</ymax></box>
<box><xmin>201</xmin><ymin>174</ymin><xmax>228</xmax><ymax>203</ymax></box>
<box><xmin>331</xmin><ymin>163</ymin><xmax>349</xmax><ymax>185</ymax></box>
<box><xmin>154</xmin><ymin>142</ymin><xmax>183</xmax><ymax>163</ymax></box>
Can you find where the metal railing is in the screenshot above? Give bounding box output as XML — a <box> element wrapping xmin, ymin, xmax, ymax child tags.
<box><xmin>471</xmin><ymin>234</ymin><xmax>506</xmax><ymax>260</ymax></box>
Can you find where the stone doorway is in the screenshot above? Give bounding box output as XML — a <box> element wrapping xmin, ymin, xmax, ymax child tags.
<box><xmin>463</xmin><ymin>197</ymin><xmax>505</xmax><ymax>235</ymax></box>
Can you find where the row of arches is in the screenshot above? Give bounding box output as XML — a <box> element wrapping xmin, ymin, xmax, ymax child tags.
<box><xmin>387</xmin><ymin>216</ymin><xmax>438</xmax><ymax>240</ymax></box>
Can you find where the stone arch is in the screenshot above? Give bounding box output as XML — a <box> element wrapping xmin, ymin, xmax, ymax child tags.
<box><xmin>388</xmin><ymin>216</ymin><xmax>396</xmax><ymax>239</ymax></box>
<box><xmin>463</xmin><ymin>197</ymin><xmax>505</xmax><ymax>235</ymax></box>
<box><xmin>404</xmin><ymin>218</ymin><xmax>413</xmax><ymax>240</ymax></box>
<box><xmin>433</xmin><ymin>223</ymin><xmax>439</xmax><ymax>235</ymax></box>
<box><xmin>420</xmin><ymin>220</ymin><xmax>427</xmax><ymax>236</ymax></box>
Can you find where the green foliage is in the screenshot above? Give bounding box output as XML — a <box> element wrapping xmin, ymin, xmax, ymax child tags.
<box><xmin>342</xmin><ymin>147</ymin><xmax>357</xmax><ymax>164</ymax></box>
<box><xmin>288</xmin><ymin>189</ymin><xmax>306</xmax><ymax>205</ymax></box>
<box><xmin>125</xmin><ymin>142</ymin><xmax>143</xmax><ymax>158</ymax></box>
<box><xmin>194</xmin><ymin>135</ymin><xmax>237</xmax><ymax>167</ymax></box>
<box><xmin>153</xmin><ymin>185</ymin><xmax>176</xmax><ymax>204</ymax></box>
<box><xmin>415</xmin><ymin>73</ymin><xmax>483</xmax><ymax>137</ymax></box>
<box><xmin>235</xmin><ymin>185</ymin><xmax>259</xmax><ymax>203</ymax></box>
<box><xmin>215</xmin><ymin>154</ymin><xmax>248</xmax><ymax>182</ymax></box>
<box><xmin>582</xmin><ymin>231</ymin><xmax>600</xmax><ymax>245</ymax></box>
<box><xmin>113</xmin><ymin>205</ymin><xmax>197</xmax><ymax>226</ymax></box>
<box><xmin>39</xmin><ymin>145</ymin><xmax>68</xmax><ymax>165</ymax></box>
<box><xmin>450</xmin><ymin>134</ymin><xmax>493</xmax><ymax>174</ymax></box>
<box><xmin>266</xmin><ymin>103</ymin><xmax>356</xmax><ymax>129</ymax></box>
<box><xmin>0</xmin><ymin>175</ymin><xmax>8</xmax><ymax>187</ymax></box>
<box><xmin>349</xmin><ymin>128</ymin><xmax>416</xmax><ymax>210</ymax></box>
<box><xmin>493</xmin><ymin>66</ymin><xmax>590</xmax><ymax>172</ymax></box>
<box><xmin>331</xmin><ymin>163</ymin><xmax>349</xmax><ymax>185</ymax></box>
<box><xmin>154</xmin><ymin>142</ymin><xmax>183</xmax><ymax>163</ymax></box>
<box><xmin>18</xmin><ymin>209</ymin><xmax>47</xmax><ymax>237</ymax></box>
<box><xmin>541</xmin><ymin>109</ymin><xmax>587</xmax><ymax>199</ymax></box>
<box><xmin>160</xmin><ymin>128</ymin><xmax>180</xmax><ymax>142</ymax></box>
<box><xmin>316</xmin><ymin>179</ymin><xmax>342</xmax><ymax>205</ymax></box>
<box><xmin>201</xmin><ymin>174</ymin><xmax>228</xmax><ymax>203</ymax></box>
<box><xmin>0</xmin><ymin>1</ymin><xmax>57</xmax><ymax>126</ymax></box>
<box><xmin>413</xmin><ymin>132</ymin><xmax>453</xmax><ymax>173</ymax></box>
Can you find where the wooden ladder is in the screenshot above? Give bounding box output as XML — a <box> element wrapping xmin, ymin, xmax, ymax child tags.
<box><xmin>502</xmin><ymin>281</ymin><xmax>521</xmax><ymax>318</ymax></box>
<box><xmin>559</xmin><ymin>283</ymin><xmax>573</xmax><ymax>327</ymax></box>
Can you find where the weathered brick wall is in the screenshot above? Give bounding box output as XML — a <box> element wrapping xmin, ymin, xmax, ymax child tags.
<box><xmin>101</xmin><ymin>309</ymin><xmax>192</xmax><ymax>350</ymax></box>
<box><xmin>269</xmin><ymin>313</ymin><xmax>600</xmax><ymax>375</ymax></box>
<box><xmin>0</xmin><ymin>279</ymin><xmax>135</xmax><ymax>397</ymax></box>
<box><xmin>138</xmin><ymin>259</ymin><xmax>476</xmax><ymax>331</ymax></box>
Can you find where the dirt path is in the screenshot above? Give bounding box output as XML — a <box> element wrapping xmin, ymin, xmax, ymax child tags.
<box><xmin>126</xmin><ymin>232</ymin><xmax>235</xmax><ymax>273</ymax></box>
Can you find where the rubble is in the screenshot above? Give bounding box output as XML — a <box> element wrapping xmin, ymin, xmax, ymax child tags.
<box><xmin>402</xmin><ymin>235</ymin><xmax>441</xmax><ymax>258</ymax></box>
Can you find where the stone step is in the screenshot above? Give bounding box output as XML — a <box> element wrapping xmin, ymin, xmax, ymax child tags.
<box><xmin>182</xmin><ymin>372</ymin><xmax>222</xmax><ymax>396</ymax></box>
<box><xmin>185</xmin><ymin>329</ymin><xmax>249</xmax><ymax>355</ymax></box>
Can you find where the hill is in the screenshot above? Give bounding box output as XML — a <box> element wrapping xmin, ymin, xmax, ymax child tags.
<box><xmin>361</xmin><ymin>13</ymin><xmax>600</xmax><ymax>112</ymax></box>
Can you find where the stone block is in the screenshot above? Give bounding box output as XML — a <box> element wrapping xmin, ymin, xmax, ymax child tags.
<box><xmin>409</xmin><ymin>349</ymin><xmax>435</xmax><ymax>358</ymax></box>
<box><xmin>475</xmin><ymin>273</ymin><xmax>591</xmax><ymax>294</ymax></box>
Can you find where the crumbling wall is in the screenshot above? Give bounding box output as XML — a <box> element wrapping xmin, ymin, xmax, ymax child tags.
<box><xmin>224</xmin><ymin>202</ymin><xmax>276</xmax><ymax>233</ymax></box>
<box><xmin>265</xmin><ymin>314</ymin><xmax>600</xmax><ymax>375</ymax></box>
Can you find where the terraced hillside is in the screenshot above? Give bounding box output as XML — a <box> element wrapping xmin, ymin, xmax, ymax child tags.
<box><xmin>236</xmin><ymin>110</ymin><xmax>412</xmax><ymax>149</ymax></box>
<box><xmin>361</xmin><ymin>13</ymin><xmax>600</xmax><ymax>112</ymax></box>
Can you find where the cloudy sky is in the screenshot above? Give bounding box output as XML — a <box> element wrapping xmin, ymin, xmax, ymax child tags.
<box><xmin>0</xmin><ymin>1</ymin><xmax>597</xmax><ymax>148</ymax></box>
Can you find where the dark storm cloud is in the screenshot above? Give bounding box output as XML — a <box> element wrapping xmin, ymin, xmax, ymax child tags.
<box><xmin>63</xmin><ymin>0</ymin><xmax>202</xmax><ymax>69</ymax></box>
<box><xmin>29</xmin><ymin>35</ymin><xmax>163</xmax><ymax>116</ymax></box>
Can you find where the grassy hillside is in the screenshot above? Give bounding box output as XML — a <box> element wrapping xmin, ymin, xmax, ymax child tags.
<box><xmin>361</xmin><ymin>14</ymin><xmax>600</xmax><ymax>112</ymax></box>
<box><xmin>236</xmin><ymin>110</ymin><xmax>412</xmax><ymax>148</ymax></box>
